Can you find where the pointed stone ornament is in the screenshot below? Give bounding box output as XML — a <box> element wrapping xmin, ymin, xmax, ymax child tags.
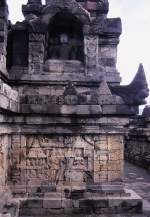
<box><xmin>142</xmin><ymin>105</ymin><xmax>150</xmax><ymax>117</ymax></box>
<box><xmin>110</xmin><ymin>63</ymin><xmax>149</xmax><ymax>105</ymax></box>
<box><xmin>98</xmin><ymin>79</ymin><xmax>112</xmax><ymax>95</ymax></box>
<box><xmin>129</xmin><ymin>63</ymin><xmax>149</xmax><ymax>100</ymax></box>
<box><xmin>131</xmin><ymin>63</ymin><xmax>147</xmax><ymax>85</ymax></box>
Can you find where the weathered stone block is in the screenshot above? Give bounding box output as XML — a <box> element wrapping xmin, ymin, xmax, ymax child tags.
<box><xmin>43</xmin><ymin>199</ymin><xmax>62</xmax><ymax>209</ymax></box>
<box><xmin>108</xmin><ymin>171</ymin><xmax>122</xmax><ymax>182</ymax></box>
<box><xmin>61</xmin><ymin>199</ymin><xmax>72</xmax><ymax>208</ymax></box>
<box><xmin>102</xmin><ymin>104</ymin><xmax>117</xmax><ymax>114</ymax></box>
<box><xmin>100</xmin><ymin>46</ymin><xmax>117</xmax><ymax>59</ymax></box>
<box><xmin>19</xmin><ymin>207</ymin><xmax>45</xmax><ymax>216</ymax></box>
<box><xmin>0</xmin><ymin>94</ymin><xmax>9</xmax><ymax>109</ymax></box>
<box><xmin>20</xmin><ymin>199</ymin><xmax>43</xmax><ymax>208</ymax></box>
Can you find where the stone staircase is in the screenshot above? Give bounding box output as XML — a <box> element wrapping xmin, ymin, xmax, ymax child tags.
<box><xmin>17</xmin><ymin>188</ymin><xmax>143</xmax><ymax>217</ymax></box>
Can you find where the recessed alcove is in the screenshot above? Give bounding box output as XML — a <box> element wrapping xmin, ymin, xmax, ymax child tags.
<box><xmin>6</xmin><ymin>31</ymin><xmax>28</xmax><ymax>69</ymax></box>
<box><xmin>45</xmin><ymin>11</ymin><xmax>84</xmax><ymax>62</ymax></box>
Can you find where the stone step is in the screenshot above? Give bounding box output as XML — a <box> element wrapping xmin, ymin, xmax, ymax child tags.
<box><xmin>18</xmin><ymin>189</ymin><xmax>143</xmax><ymax>216</ymax></box>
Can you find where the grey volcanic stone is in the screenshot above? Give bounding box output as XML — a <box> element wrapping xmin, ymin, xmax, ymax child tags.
<box><xmin>0</xmin><ymin>0</ymin><xmax>148</xmax><ymax>216</ymax></box>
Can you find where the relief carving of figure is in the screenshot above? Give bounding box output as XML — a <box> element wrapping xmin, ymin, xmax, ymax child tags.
<box><xmin>85</xmin><ymin>36</ymin><xmax>98</xmax><ymax>58</ymax></box>
<box><xmin>73</xmin><ymin>149</ymin><xmax>85</xmax><ymax>169</ymax></box>
<box><xmin>47</xmin><ymin>150</ymin><xmax>67</xmax><ymax>184</ymax></box>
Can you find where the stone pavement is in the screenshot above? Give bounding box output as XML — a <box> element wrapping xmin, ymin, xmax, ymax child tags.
<box><xmin>124</xmin><ymin>161</ymin><xmax>150</xmax><ymax>216</ymax></box>
<box><xmin>124</xmin><ymin>161</ymin><xmax>150</xmax><ymax>202</ymax></box>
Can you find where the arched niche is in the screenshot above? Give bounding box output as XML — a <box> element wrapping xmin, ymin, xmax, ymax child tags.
<box><xmin>6</xmin><ymin>30</ymin><xmax>28</xmax><ymax>69</ymax></box>
<box><xmin>45</xmin><ymin>11</ymin><xmax>84</xmax><ymax>62</ymax></box>
<box><xmin>27</xmin><ymin>0</ymin><xmax>91</xmax><ymax>34</ymax></box>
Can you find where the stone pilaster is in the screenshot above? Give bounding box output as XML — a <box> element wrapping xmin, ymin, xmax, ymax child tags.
<box><xmin>28</xmin><ymin>33</ymin><xmax>45</xmax><ymax>75</ymax></box>
<box><xmin>84</xmin><ymin>35</ymin><xmax>99</xmax><ymax>75</ymax></box>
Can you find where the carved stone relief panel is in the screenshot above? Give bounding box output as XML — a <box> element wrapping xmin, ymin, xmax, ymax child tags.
<box><xmin>25</xmin><ymin>136</ymin><xmax>91</xmax><ymax>188</ymax></box>
<box><xmin>7</xmin><ymin>135</ymin><xmax>26</xmax><ymax>187</ymax></box>
<box><xmin>0</xmin><ymin>135</ymin><xmax>9</xmax><ymax>186</ymax></box>
<box><xmin>28</xmin><ymin>33</ymin><xmax>45</xmax><ymax>74</ymax></box>
<box><xmin>7</xmin><ymin>134</ymin><xmax>124</xmax><ymax>193</ymax></box>
<box><xmin>84</xmin><ymin>35</ymin><xmax>99</xmax><ymax>73</ymax></box>
<box><xmin>29</xmin><ymin>33</ymin><xmax>45</xmax><ymax>42</ymax></box>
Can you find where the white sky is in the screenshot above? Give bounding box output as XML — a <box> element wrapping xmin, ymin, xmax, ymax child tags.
<box><xmin>7</xmin><ymin>0</ymin><xmax>150</xmax><ymax>104</ymax></box>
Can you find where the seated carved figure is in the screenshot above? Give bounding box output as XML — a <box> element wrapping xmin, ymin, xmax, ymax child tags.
<box><xmin>69</xmin><ymin>36</ymin><xmax>80</xmax><ymax>60</ymax></box>
<box><xmin>59</xmin><ymin>33</ymin><xmax>70</xmax><ymax>60</ymax></box>
<box><xmin>47</xmin><ymin>36</ymin><xmax>60</xmax><ymax>59</ymax></box>
<box><xmin>46</xmin><ymin>11</ymin><xmax>84</xmax><ymax>62</ymax></box>
<box><xmin>47</xmin><ymin>33</ymin><xmax>83</xmax><ymax>61</ymax></box>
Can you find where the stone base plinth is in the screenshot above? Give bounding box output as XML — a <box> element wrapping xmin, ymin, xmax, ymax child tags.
<box><xmin>18</xmin><ymin>189</ymin><xmax>142</xmax><ymax>216</ymax></box>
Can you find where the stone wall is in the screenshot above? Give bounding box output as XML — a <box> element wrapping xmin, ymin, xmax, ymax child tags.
<box><xmin>0</xmin><ymin>79</ymin><xmax>19</xmax><ymax>112</ymax></box>
<box><xmin>0</xmin><ymin>0</ymin><xmax>148</xmax><ymax>215</ymax></box>
<box><xmin>6</xmin><ymin>134</ymin><xmax>124</xmax><ymax>195</ymax></box>
<box><xmin>125</xmin><ymin>106</ymin><xmax>150</xmax><ymax>170</ymax></box>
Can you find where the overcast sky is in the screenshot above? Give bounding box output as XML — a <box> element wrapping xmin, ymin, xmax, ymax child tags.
<box><xmin>7</xmin><ymin>0</ymin><xmax>150</xmax><ymax>104</ymax></box>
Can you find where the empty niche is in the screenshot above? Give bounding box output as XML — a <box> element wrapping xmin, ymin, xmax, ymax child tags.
<box><xmin>7</xmin><ymin>30</ymin><xmax>28</xmax><ymax>69</ymax></box>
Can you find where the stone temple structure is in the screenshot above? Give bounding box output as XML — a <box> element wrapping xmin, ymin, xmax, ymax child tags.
<box><xmin>0</xmin><ymin>0</ymin><xmax>149</xmax><ymax>216</ymax></box>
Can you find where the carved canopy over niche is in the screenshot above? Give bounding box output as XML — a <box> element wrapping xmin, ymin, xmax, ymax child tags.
<box><xmin>29</xmin><ymin>0</ymin><xmax>91</xmax><ymax>33</ymax></box>
<box><xmin>42</xmin><ymin>0</ymin><xmax>91</xmax><ymax>24</ymax></box>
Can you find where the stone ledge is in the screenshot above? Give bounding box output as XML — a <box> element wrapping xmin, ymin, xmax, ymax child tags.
<box><xmin>79</xmin><ymin>189</ymin><xmax>142</xmax><ymax>214</ymax></box>
<box><xmin>44</xmin><ymin>60</ymin><xmax>84</xmax><ymax>74</ymax></box>
<box><xmin>17</xmin><ymin>189</ymin><xmax>142</xmax><ymax>216</ymax></box>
